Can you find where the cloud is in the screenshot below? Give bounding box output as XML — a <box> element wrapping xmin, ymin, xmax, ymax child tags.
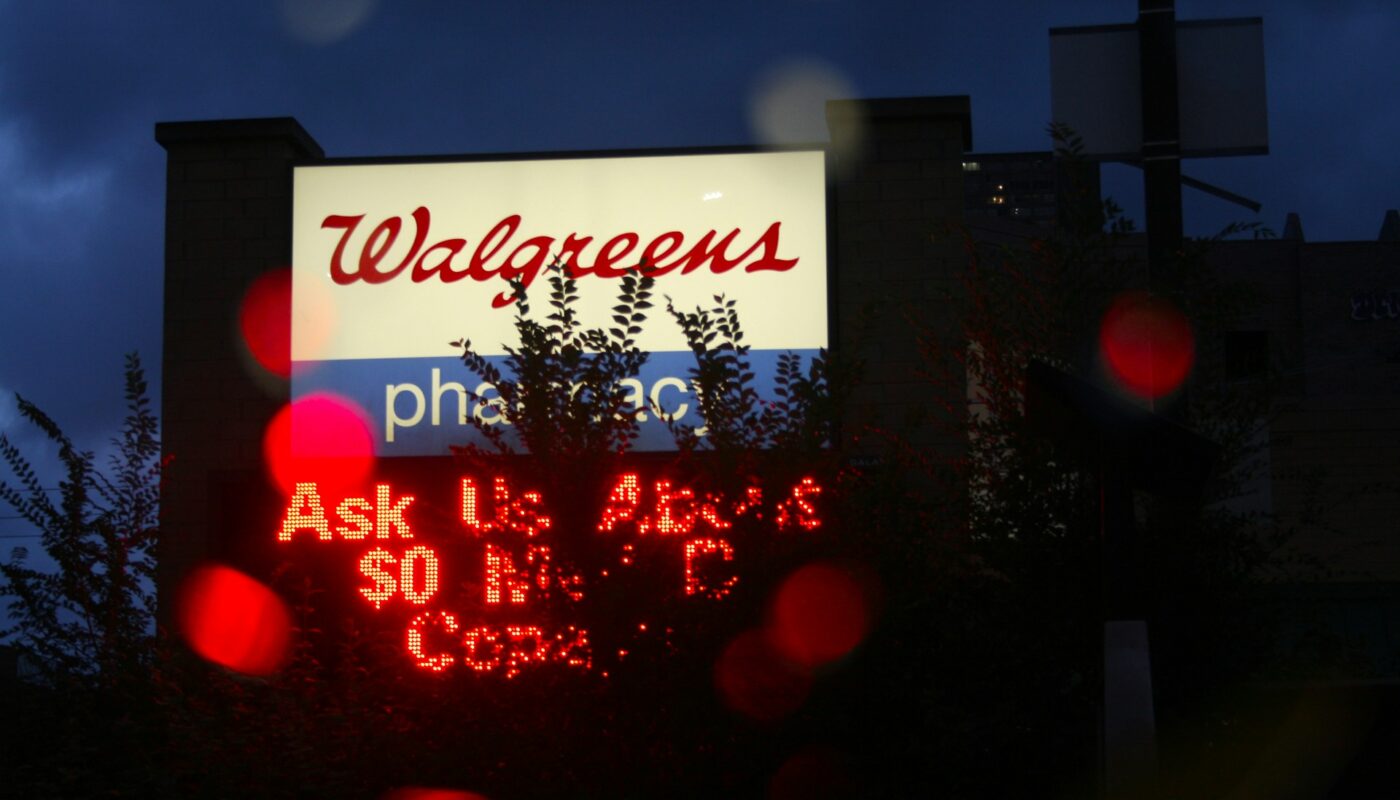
<box><xmin>0</xmin><ymin>112</ymin><xmax>158</xmax><ymax>446</ymax></box>
<box><xmin>0</xmin><ymin>123</ymin><xmax>114</xmax><ymax>262</ymax></box>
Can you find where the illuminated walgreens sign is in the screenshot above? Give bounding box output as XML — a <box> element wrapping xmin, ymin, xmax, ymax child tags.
<box><xmin>277</xmin><ymin>473</ymin><xmax>824</xmax><ymax>676</ymax></box>
<box><xmin>291</xmin><ymin>151</ymin><xmax>829</xmax><ymax>455</ymax></box>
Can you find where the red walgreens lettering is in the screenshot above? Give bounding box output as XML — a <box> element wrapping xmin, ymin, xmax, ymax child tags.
<box><xmin>321</xmin><ymin>207</ymin><xmax>798</xmax><ymax>308</ymax></box>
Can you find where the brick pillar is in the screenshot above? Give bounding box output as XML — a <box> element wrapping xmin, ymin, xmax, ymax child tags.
<box><xmin>826</xmin><ymin>96</ymin><xmax>972</xmax><ymax>456</ymax></box>
<box><xmin>154</xmin><ymin>118</ymin><xmax>323</xmax><ymax>617</ymax></box>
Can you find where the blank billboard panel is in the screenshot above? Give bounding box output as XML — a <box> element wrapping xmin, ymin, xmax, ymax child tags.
<box><xmin>1050</xmin><ymin>18</ymin><xmax>1268</xmax><ymax>160</ymax></box>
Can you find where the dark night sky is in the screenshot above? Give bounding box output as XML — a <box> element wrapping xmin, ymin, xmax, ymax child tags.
<box><xmin>0</xmin><ymin>0</ymin><xmax>1396</xmax><ymax>548</ymax></box>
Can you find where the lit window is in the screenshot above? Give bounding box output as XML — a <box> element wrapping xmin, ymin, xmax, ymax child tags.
<box><xmin>962</xmin><ymin>161</ymin><xmax>981</xmax><ymax>172</ymax></box>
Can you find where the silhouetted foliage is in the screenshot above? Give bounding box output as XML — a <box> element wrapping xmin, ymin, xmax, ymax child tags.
<box><xmin>667</xmin><ymin>292</ymin><xmax>846</xmax><ymax>457</ymax></box>
<box><xmin>451</xmin><ymin>260</ymin><xmax>655</xmax><ymax>460</ymax></box>
<box><xmin>0</xmin><ymin>352</ymin><xmax>161</xmax><ymax>685</ymax></box>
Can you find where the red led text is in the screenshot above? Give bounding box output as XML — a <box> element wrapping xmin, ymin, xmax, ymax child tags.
<box><xmin>276</xmin><ymin>473</ymin><xmax>824</xmax><ymax>676</ymax></box>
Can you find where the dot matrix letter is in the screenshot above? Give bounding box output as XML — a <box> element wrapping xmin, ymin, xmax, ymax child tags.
<box><xmin>278</xmin><ymin>482</ymin><xmax>417</xmax><ymax>541</ymax></box>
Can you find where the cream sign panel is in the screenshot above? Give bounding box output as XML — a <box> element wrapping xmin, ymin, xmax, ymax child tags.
<box><xmin>291</xmin><ymin>150</ymin><xmax>828</xmax><ymax>455</ymax></box>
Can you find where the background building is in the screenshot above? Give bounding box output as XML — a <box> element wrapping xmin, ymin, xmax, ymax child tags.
<box><xmin>1205</xmin><ymin>222</ymin><xmax>1400</xmax><ymax>674</ymax></box>
<box><xmin>961</xmin><ymin>150</ymin><xmax>1101</xmax><ymax>230</ymax></box>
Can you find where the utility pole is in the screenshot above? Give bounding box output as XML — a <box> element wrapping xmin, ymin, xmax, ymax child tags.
<box><xmin>1139</xmin><ymin>0</ymin><xmax>1183</xmax><ymax>287</ymax></box>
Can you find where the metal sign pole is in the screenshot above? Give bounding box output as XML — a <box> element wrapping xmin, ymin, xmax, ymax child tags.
<box><xmin>1097</xmin><ymin>8</ymin><xmax>1182</xmax><ymax>795</ymax></box>
<box><xmin>1048</xmin><ymin>5</ymin><xmax>1267</xmax><ymax>795</ymax></box>
<box><xmin>1139</xmin><ymin>0</ymin><xmax>1184</xmax><ymax>285</ymax></box>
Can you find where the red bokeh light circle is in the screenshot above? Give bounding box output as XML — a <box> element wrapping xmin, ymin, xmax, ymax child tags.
<box><xmin>382</xmin><ymin>789</ymin><xmax>489</xmax><ymax>800</ymax></box>
<box><xmin>263</xmin><ymin>393</ymin><xmax>376</xmax><ymax>497</ymax></box>
<box><xmin>769</xmin><ymin>747</ymin><xmax>856</xmax><ymax>800</ymax></box>
<box><xmin>239</xmin><ymin>268</ymin><xmax>336</xmax><ymax>379</ymax></box>
<box><xmin>178</xmin><ymin>564</ymin><xmax>291</xmax><ymax>676</ymax></box>
<box><xmin>714</xmin><ymin>628</ymin><xmax>812</xmax><ymax>722</ymax></box>
<box><xmin>769</xmin><ymin>562</ymin><xmax>871</xmax><ymax>669</ymax></box>
<box><xmin>1098</xmin><ymin>291</ymin><xmax>1195</xmax><ymax>398</ymax></box>
<box><xmin>239</xmin><ymin>269</ymin><xmax>293</xmax><ymax>378</ymax></box>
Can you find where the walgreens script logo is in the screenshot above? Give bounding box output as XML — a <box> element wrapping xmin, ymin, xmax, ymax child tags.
<box><xmin>322</xmin><ymin>207</ymin><xmax>800</xmax><ymax>309</ymax></box>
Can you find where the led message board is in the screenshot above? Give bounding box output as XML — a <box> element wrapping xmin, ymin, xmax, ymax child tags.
<box><xmin>275</xmin><ymin>469</ymin><xmax>825</xmax><ymax>677</ymax></box>
<box><xmin>291</xmin><ymin>150</ymin><xmax>828</xmax><ymax>455</ymax></box>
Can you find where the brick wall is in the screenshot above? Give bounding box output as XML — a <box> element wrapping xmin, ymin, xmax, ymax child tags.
<box><xmin>154</xmin><ymin>118</ymin><xmax>323</xmax><ymax>616</ymax></box>
<box><xmin>1275</xmin><ymin>242</ymin><xmax>1400</xmax><ymax>579</ymax></box>
<box><xmin>1193</xmin><ymin>239</ymin><xmax>1400</xmax><ymax>580</ymax></box>
<box><xmin>826</xmin><ymin>96</ymin><xmax>972</xmax><ymax>457</ymax></box>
